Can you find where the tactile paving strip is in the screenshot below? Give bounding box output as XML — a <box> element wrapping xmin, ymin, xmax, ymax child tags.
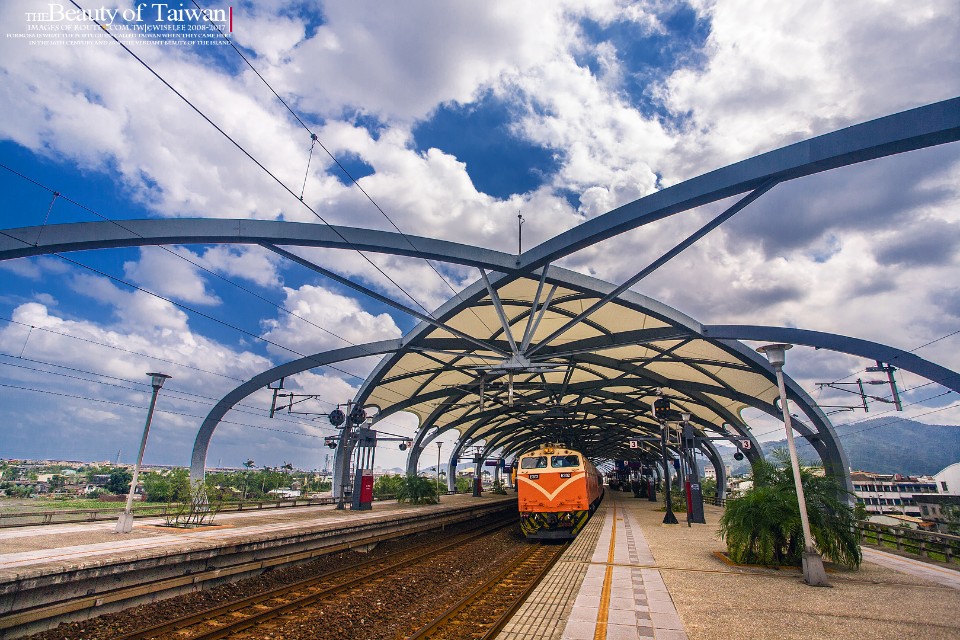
<box><xmin>495</xmin><ymin>502</ymin><xmax>609</xmax><ymax>640</ymax></box>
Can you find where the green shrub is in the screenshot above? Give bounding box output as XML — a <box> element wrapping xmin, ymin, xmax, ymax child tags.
<box><xmin>396</xmin><ymin>474</ymin><xmax>439</xmax><ymax>505</ymax></box>
<box><xmin>718</xmin><ymin>450</ymin><xmax>861</xmax><ymax>568</ymax></box>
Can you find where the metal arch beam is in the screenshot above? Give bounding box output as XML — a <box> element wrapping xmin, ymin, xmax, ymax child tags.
<box><xmin>189</xmin><ymin>339</ymin><xmax>402</xmax><ymax>485</ymax></box>
<box><xmin>519</xmin><ymin>97</ymin><xmax>960</xmax><ymax>271</ymax></box>
<box><xmin>0</xmin><ymin>218</ymin><xmax>519</xmax><ymax>271</ymax></box>
<box><xmin>704</xmin><ymin>325</ymin><xmax>960</xmax><ymax>394</ymax></box>
<box><xmin>357</xmin><ymin>263</ymin><xmax>844</xmax><ymax>484</ymax></box>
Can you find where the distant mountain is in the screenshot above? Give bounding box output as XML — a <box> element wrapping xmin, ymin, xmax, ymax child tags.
<box><xmin>722</xmin><ymin>418</ymin><xmax>960</xmax><ymax>476</ymax></box>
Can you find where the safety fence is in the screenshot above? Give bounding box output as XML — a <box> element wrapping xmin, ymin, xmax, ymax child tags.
<box><xmin>857</xmin><ymin>521</ymin><xmax>960</xmax><ymax>565</ymax></box>
<box><xmin>0</xmin><ymin>496</ymin><xmax>355</xmax><ymax>527</ymax></box>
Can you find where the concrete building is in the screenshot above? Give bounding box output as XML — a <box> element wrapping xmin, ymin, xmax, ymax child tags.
<box><xmin>850</xmin><ymin>471</ymin><xmax>937</xmax><ymax>517</ymax></box>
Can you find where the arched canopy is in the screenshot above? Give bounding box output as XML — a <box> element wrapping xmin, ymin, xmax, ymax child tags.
<box><xmin>1</xmin><ymin>98</ymin><xmax>958</xmax><ymax>494</ymax></box>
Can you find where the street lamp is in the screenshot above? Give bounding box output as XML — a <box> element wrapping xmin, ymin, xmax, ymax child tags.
<box><xmin>654</xmin><ymin>396</ymin><xmax>679</xmax><ymax>525</ymax></box>
<box><xmin>116</xmin><ymin>372</ymin><xmax>170</xmax><ymax>534</ymax></box>
<box><xmin>436</xmin><ymin>441</ymin><xmax>443</xmax><ymax>500</ymax></box>
<box><xmin>757</xmin><ymin>344</ymin><xmax>829</xmax><ymax>586</ymax></box>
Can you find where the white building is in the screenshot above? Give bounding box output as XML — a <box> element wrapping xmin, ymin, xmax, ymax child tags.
<box><xmin>933</xmin><ymin>462</ymin><xmax>960</xmax><ymax>495</ymax></box>
<box><xmin>850</xmin><ymin>471</ymin><xmax>937</xmax><ymax>517</ymax></box>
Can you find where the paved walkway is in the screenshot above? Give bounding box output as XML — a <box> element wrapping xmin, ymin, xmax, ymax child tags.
<box><xmin>499</xmin><ymin>490</ymin><xmax>960</xmax><ymax>640</ymax></box>
<box><xmin>0</xmin><ymin>494</ymin><xmax>509</xmax><ymax>575</ymax></box>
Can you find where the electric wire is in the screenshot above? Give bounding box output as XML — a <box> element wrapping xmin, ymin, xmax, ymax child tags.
<box><xmin>750</xmin><ymin>388</ymin><xmax>955</xmax><ymax>442</ymax></box>
<box><xmin>1</xmin><ymin>316</ymin><xmax>241</xmax><ymax>381</ymax></box>
<box><xmin>0</xmin><ymin>381</ymin><xmax>326</xmax><ymax>440</ymax></box>
<box><xmin>822</xmin><ymin>327</ymin><xmax>959</xmax><ymax>385</ymax></box>
<box><xmin>189</xmin><ymin>0</ymin><xmax>500</xmax><ymax>346</ymax></box>
<box><xmin>0</xmin><ymin>356</ymin><xmax>328</xmax><ymax>430</ymax></box>
<box><xmin>66</xmin><ymin>0</ymin><xmax>432</xmax><ymax>322</ymax></box>
<box><xmin>0</xmin><ymin>162</ymin><xmax>428</xmax><ymax>389</ymax></box>
<box><xmin>0</xmin><ymin>337</ymin><xmax>419</xmax><ymax>434</ymax></box>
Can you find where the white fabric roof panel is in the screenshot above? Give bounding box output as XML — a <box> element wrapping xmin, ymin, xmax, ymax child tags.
<box><xmin>358</xmin><ymin>274</ymin><xmax>800</xmax><ymax>461</ymax></box>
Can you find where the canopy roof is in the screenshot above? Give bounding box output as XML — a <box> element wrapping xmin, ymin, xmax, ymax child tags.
<box><xmin>359</xmin><ymin>265</ymin><xmax>790</xmax><ymax>466</ymax></box>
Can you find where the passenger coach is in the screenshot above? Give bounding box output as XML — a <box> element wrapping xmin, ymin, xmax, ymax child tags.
<box><xmin>516</xmin><ymin>445</ymin><xmax>603</xmax><ymax>539</ymax></box>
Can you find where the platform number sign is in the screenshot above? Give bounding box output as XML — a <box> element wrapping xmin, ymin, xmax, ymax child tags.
<box><xmin>629</xmin><ymin>439</ymin><xmax>639</xmax><ymax>449</ymax></box>
<box><xmin>740</xmin><ymin>439</ymin><xmax>752</xmax><ymax>450</ymax></box>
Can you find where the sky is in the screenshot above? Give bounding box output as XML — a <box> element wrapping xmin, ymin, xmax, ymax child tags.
<box><xmin>0</xmin><ymin>0</ymin><xmax>958</xmax><ymax>473</ymax></box>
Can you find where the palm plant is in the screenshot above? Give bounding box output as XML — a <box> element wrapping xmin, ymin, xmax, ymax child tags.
<box><xmin>719</xmin><ymin>450</ymin><xmax>861</xmax><ymax>568</ymax></box>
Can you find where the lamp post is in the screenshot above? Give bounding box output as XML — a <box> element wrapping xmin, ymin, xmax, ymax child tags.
<box><xmin>757</xmin><ymin>344</ymin><xmax>829</xmax><ymax>586</ymax></box>
<box><xmin>654</xmin><ymin>395</ymin><xmax>679</xmax><ymax>525</ymax></box>
<box><xmin>116</xmin><ymin>372</ymin><xmax>170</xmax><ymax>534</ymax></box>
<box><xmin>436</xmin><ymin>441</ymin><xmax>443</xmax><ymax>500</ymax></box>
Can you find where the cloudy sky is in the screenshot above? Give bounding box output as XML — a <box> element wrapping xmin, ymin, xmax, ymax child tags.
<box><xmin>0</xmin><ymin>0</ymin><xmax>957</xmax><ymax>473</ymax></box>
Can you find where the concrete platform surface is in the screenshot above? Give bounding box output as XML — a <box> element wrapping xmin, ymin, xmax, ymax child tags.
<box><xmin>0</xmin><ymin>493</ymin><xmax>513</xmax><ymax>577</ymax></box>
<box><xmin>498</xmin><ymin>490</ymin><xmax>960</xmax><ymax>640</ymax></box>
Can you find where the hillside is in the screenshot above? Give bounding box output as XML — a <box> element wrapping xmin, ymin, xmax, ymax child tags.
<box><xmin>721</xmin><ymin>418</ymin><xmax>960</xmax><ymax>476</ymax></box>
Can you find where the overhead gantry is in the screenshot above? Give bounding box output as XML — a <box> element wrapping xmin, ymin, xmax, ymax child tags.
<box><xmin>0</xmin><ymin>98</ymin><xmax>957</xmax><ymax>495</ymax></box>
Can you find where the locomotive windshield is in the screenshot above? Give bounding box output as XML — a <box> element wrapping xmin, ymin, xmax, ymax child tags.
<box><xmin>551</xmin><ymin>455</ymin><xmax>580</xmax><ymax>468</ymax></box>
<box><xmin>521</xmin><ymin>456</ymin><xmax>548</xmax><ymax>469</ymax></box>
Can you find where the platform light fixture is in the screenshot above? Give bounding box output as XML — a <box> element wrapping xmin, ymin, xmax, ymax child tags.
<box><xmin>116</xmin><ymin>372</ymin><xmax>170</xmax><ymax>534</ymax></box>
<box><xmin>756</xmin><ymin>344</ymin><xmax>829</xmax><ymax>587</ymax></box>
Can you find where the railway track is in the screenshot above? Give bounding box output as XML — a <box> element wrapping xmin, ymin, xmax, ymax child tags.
<box><xmin>407</xmin><ymin>540</ymin><xmax>570</xmax><ymax>640</ymax></box>
<box><xmin>112</xmin><ymin>516</ymin><xmax>517</xmax><ymax>640</ymax></box>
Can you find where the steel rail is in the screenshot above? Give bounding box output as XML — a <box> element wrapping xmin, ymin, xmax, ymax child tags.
<box><xmin>116</xmin><ymin>517</ymin><xmax>515</xmax><ymax>640</ymax></box>
<box><xmin>407</xmin><ymin>540</ymin><xmax>570</xmax><ymax>639</ymax></box>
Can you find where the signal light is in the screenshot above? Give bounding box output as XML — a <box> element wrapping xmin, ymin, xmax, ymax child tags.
<box><xmin>349</xmin><ymin>406</ymin><xmax>367</xmax><ymax>425</ymax></box>
<box><xmin>328</xmin><ymin>408</ymin><xmax>345</xmax><ymax>427</ymax></box>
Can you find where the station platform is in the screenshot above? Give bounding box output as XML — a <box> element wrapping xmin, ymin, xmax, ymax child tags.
<box><xmin>0</xmin><ymin>493</ymin><xmax>515</xmax><ymax>637</ymax></box>
<box><xmin>497</xmin><ymin>490</ymin><xmax>960</xmax><ymax>640</ymax></box>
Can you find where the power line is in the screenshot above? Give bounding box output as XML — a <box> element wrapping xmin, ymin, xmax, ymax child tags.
<box><xmin>0</xmin><ymin>161</ymin><xmax>429</xmax><ymax>389</ymax></box>
<box><xmin>190</xmin><ymin>0</ymin><xmax>499</xmax><ymax>344</ymax></box>
<box><xmin>0</xmin><ymin>381</ymin><xmax>327</xmax><ymax>440</ymax></box>
<box><xmin>0</xmin><ymin>338</ymin><xmax>418</xmax><ymax>434</ymax></box>
<box><xmin>67</xmin><ymin>0</ymin><xmax>434</xmax><ymax>322</ymax></box>
<box><xmin>0</xmin><ymin>316</ymin><xmax>241</xmax><ymax>381</ymax></box>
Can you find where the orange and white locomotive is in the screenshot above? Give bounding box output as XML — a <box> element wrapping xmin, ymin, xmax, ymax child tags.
<box><xmin>516</xmin><ymin>445</ymin><xmax>603</xmax><ymax>539</ymax></box>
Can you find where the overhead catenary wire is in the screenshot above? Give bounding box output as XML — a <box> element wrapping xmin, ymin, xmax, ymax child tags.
<box><xmin>189</xmin><ymin>0</ymin><xmax>500</xmax><ymax>346</ymax></box>
<box><xmin>0</xmin><ymin>381</ymin><xmax>329</xmax><ymax>440</ymax></box>
<box><xmin>0</xmin><ymin>162</ymin><xmax>429</xmax><ymax>389</ymax></box>
<box><xmin>66</xmin><ymin>0</ymin><xmax>433</xmax><ymax>323</ymax></box>
<box><xmin>1</xmin><ymin>315</ymin><xmax>242</xmax><ymax>381</ymax></box>
<box><xmin>0</xmin><ymin>352</ymin><xmax>420</xmax><ymax>435</ymax></box>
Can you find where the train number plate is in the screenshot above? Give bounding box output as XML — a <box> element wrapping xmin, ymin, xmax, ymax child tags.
<box><xmin>560</xmin><ymin>473</ymin><xmax>571</xmax><ymax>478</ymax></box>
<box><xmin>528</xmin><ymin>474</ymin><xmax>539</xmax><ymax>479</ymax></box>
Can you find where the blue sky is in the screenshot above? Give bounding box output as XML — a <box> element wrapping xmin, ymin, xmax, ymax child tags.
<box><xmin>0</xmin><ymin>1</ymin><xmax>958</xmax><ymax>472</ymax></box>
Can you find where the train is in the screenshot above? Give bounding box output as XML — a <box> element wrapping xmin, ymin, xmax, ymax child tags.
<box><xmin>515</xmin><ymin>445</ymin><xmax>604</xmax><ymax>539</ymax></box>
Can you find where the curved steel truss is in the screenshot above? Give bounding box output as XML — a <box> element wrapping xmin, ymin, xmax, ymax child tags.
<box><xmin>1</xmin><ymin>98</ymin><xmax>957</xmax><ymax>496</ymax></box>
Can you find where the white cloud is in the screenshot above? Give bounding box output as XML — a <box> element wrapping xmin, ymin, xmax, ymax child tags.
<box><xmin>197</xmin><ymin>245</ymin><xmax>283</xmax><ymax>288</ymax></box>
<box><xmin>124</xmin><ymin>247</ymin><xmax>220</xmax><ymax>305</ymax></box>
<box><xmin>1</xmin><ymin>0</ymin><xmax>958</xmax><ymax>469</ymax></box>
<box><xmin>659</xmin><ymin>0</ymin><xmax>960</xmax><ymax>175</ymax></box>
<box><xmin>260</xmin><ymin>284</ymin><xmax>402</xmax><ymax>357</ymax></box>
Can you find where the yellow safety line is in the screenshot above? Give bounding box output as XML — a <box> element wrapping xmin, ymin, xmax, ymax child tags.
<box><xmin>593</xmin><ymin>500</ymin><xmax>617</xmax><ymax>640</ymax></box>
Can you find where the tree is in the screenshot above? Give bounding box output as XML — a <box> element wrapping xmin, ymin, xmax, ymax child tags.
<box><xmin>455</xmin><ymin>475</ymin><xmax>472</xmax><ymax>493</ymax></box>
<box><xmin>941</xmin><ymin>504</ymin><xmax>960</xmax><ymax>535</ymax></box>
<box><xmin>854</xmin><ymin>502</ymin><xmax>868</xmax><ymax>521</ymax></box>
<box><xmin>142</xmin><ymin>469</ymin><xmax>191</xmax><ymax>503</ymax></box>
<box><xmin>241</xmin><ymin>459</ymin><xmax>255</xmax><ymax>499</ymax></box>
<box><xmin>105</xmin><ymin>468</ymin><xmax>133</xmax><ymax>495</ymax></box>
<box><xmin>718</xmin><ymin>450</ymin><xmax>861</xmax><ymax>568</ymax></box>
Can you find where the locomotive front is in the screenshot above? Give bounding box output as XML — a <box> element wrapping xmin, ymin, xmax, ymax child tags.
<box><xmin>516</xmin><ymin>445</ymin><xmax>603</xmax><ymax>539</ymax></box>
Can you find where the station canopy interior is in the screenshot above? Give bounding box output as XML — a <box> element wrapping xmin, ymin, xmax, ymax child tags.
<box><xmin>1</xmin><ymin>98</ymin><xmax>958</xmax><ymax>497</ymax></box>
